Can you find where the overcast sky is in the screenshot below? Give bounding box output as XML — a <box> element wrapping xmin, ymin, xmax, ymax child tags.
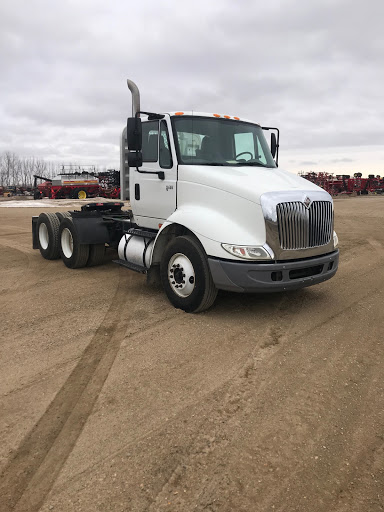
<box><xmin>1</xmin><ymin>0</ymin><xmax>383</xmax><ymax>176</ymax></box>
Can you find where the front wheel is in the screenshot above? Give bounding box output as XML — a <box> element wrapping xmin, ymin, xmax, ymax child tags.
<box><xmin>160</xmin><ymin>236</ymin><xmax>217</xmax><ymax>313</ymax></box>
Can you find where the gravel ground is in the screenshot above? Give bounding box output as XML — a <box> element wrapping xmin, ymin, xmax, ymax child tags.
<box><xmin>0</xmin><ymin>196</ymin><xmax>383</xmax><ymax>512</ymax></box>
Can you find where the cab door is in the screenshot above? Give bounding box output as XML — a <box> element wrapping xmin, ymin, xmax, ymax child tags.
<box><xmin>131</xmin><ymin>116</ymin><xmax>177</xmax><ymax>229</ymax></box>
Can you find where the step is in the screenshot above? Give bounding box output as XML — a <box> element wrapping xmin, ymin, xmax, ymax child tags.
<box><xmin>112</xmin><ymin>259</ymin><xmax>148</xmax><ymax>274</ymax></box>
<box><xmin>127</xmin><ymin>228</ymin><xmax>157</xmax><ymax>239</ymax></box>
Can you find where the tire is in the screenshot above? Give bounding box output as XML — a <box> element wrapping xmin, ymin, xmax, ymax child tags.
<box><xmin>59</xmin><ymin>218</ymin><xmax>90</xmax><ymax>269</ymax></box>
<box><xmin>37</xmin><ymin>213</ymin><xmax>61</xmax><ymax>260</ymax></box>
<box><xmin>160</xmin><ymin>235</ymin><xmax>217</xmax><ymax>313</ymax></box>
<box><xmin>71</xmin><ymin>188</ymin><xmax>87</xmax><ymax>200</ymax></box>
<box><xmin>87</xmin><ymin>244</ymin><xmax>106</xmax><ymax>266</ymax></box>
<box><xmin>56</xmin><ymin>211</ymin><xmax>71</xmax><ymax>222</ymax></box>
<box><xmin>34</xmin><ymin>190</ymin><xmax>42</xmax><ymax>200</ymax></box>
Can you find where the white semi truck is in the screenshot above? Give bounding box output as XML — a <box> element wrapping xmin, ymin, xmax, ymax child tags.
<box><xmin>32</xmin><ymin>79</ymin><xmax>339</xmax><ymax>312</ymax></box>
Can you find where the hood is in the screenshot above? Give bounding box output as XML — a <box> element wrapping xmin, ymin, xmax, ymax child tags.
<box><xmin>178</xmin><ymin>164</ymin><xmax>322</xmax><ymax>204</ymax></box>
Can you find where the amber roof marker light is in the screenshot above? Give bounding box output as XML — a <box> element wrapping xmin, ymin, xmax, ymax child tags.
<box><xmin>175</xmin><ymin>112</ymin><xmax>184</xmax><ymax>116</ymax></box>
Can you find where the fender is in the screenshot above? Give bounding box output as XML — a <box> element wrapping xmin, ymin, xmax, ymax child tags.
<box><xmin>71</xmin><ymin>212</ymin><xmax>110</xmax><ymax>244</ymax></box>
<box><xmin>150</xmin><ymin>199</ymin><xmax>266</xmax><ymax>265</ymax></box>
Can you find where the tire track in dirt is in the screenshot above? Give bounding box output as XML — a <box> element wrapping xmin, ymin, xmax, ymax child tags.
<box><xmin>3</xmin><ymin>314</ymin><xmax>174</xmax><ymax>400</ymax></box>
<box><xmin>0</xmin><ymin>270</ymin><xmax>135</xmax><ymax>512</ymax></box>
<box><xmin>34</xmin><ymin>293</ymin><xmax>301</xmax><ymax>507</ymax></box>
<box><xmin>0</xmin><ymin>231</ymin><xmax>31</xmax><ymax>237</ymax></box>
<box><xmin>0</xmin><ymin>240</ymin><xmax>47</xmax><ymax>293</ymax></box>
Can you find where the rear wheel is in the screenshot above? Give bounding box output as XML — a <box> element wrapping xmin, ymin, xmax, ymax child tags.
<box><xmin>160</xmin><ymin>236</ymin><xmax>217</xmax><ymax>313</ymax></box>
<box><xmin>37</xmin><ymin>213</ymin><xmax>61</xmax><ymax>259</ymax></box>
<box><xmin>59</xmin><ymin>218</ymin><xmax>89</xmax><ymax>268</ymax></box>
<box><xmin>87</xmin><ymin>244</ymin><xmax>106</xmax><ymax>266</ymax></box>
<box><xmin>56</xmin><ymin>211</ymin><xmax>71</xmax><ymax>222</ymax></box>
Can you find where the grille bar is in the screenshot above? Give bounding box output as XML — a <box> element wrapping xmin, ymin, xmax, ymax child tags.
<box><xmin>277</xmin><ymin>201</ymin><xmax>333</xmax><ymax>250</ymax></box>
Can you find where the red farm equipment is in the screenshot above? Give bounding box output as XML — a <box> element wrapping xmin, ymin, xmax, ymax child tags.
<box><xmin>33</xmin><ymin>166</ymin><xmax>101</xmax><ymax>200</ymax></box>
<box><xmin>98</xmin><ymin>169</ymin><xmax>121</xmax><ymax>199</ymax></box>
<box><xmin>299</xmin><ymin>172</ymin><xmax>384</xmax><ymax>196</ymax></box>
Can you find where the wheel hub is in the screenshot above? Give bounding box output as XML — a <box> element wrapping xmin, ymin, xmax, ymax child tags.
<box><xmin>61</xmin><ymin>228</ymin><xmax>74</xmax><ymax>259</ymax></box>
<box><xmin>168</xmin><ymin>253</ymin><xmax>195</xmax><ymax>297</ymax></box>
<box><xmin>38</xmin><ymin>223</ymin><xmax>49</xmax><ymax>250</ymax></box>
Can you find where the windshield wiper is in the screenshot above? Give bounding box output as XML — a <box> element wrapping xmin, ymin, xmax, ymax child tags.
<box><xmin>198</xmin><ymin>162</ymin><xmax>226</xmax><ymax>166</ymax></box>
<box><xmin>235</xmin><ymin>161</ymin><xmax>267</xmax><ymax>167</ymax></box>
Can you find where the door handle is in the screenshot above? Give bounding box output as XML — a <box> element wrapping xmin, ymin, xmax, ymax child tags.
<box><xmin>135</xmin><ymin>184</ymin><xmax>140</xmax><ymax>200</ymax></box>
<box><xmin>135</xmin><ymin>169</ymin><xmax>165</xmax><ymax>180</ymax></box>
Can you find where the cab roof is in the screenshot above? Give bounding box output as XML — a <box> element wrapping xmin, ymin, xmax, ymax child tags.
<box><xmin>167</xmin><ymin>111</ymin><xmax>260</xmax><ymax>126</ymax></box>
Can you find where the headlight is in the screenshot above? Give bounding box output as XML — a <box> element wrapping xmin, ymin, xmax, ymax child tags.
<box><xmin>222</xmin><ymin>244</ymin><xmax>272</xmax><ymax>260</ymax></box>
<box><xmin>333</xmin><ymin>231</ymin><xmax>339</xmax><ymax>249</ymax></box>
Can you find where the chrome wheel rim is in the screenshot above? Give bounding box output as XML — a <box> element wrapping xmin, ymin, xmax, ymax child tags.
<box><xmin>61</xmin><ymin>228</ymin><xmax>74</xmax><ymax>258</ymax></box>
<box><xmin>38</xmin><ymin>223</ymin><xmax>49</xmax><ymax>250</ymax></box>
<box><xmin>168</xmin><ymin>253</ymin><xmax>195</xmax><ymax>298</ymax></box>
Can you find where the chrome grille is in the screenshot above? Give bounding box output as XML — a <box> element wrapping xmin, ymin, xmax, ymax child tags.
<box><xmin>276</xmin><ymin>201</ymin><xmax>333</xmax><ymax>250</ymax></box>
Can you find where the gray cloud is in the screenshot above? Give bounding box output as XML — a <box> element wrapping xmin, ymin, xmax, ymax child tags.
<box><xmin>1</xmin><ymin>0</ymin><xmax>384</xmax><ymax>172</ymax></box>
<box><xmin>299</xmin><ymin>161</ymin><xmax>318</xmax><ymax>166</ymax></box>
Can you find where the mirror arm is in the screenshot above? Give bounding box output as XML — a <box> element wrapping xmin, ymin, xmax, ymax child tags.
<box><xmin>262</xmin><ymin>126</ymin><xmax>280</xmax><ymax>167</ymax></box>
<box><xmin>136</xmin><ymin>111</ymin><xmax>164</xmax><ymax>120</ymax></box>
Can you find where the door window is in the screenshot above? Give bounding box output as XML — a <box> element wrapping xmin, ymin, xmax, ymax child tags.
<box><xmin>142</xmin><ymin>121</ymin><xmax>159</xmax><ymax>162</ymax></box>
<box><xmin>159</xmin><ymin>121</ymin><xmax>172</xmax><ymax>169</ymax></box>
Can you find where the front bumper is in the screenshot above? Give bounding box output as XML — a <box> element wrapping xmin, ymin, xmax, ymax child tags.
<box><xmin>208</xmin><ymin>250</ymin><xmax>339</xmax><ymax>293</ymax></box>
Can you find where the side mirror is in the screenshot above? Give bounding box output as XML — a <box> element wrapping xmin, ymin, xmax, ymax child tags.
<box><xmin>127</xmin><ymin>117</ymin><xmax>142</xmax><ymax>151</ymax></box>
<box><xmin>271</xmin><ymin>133</ymin><xmax>277</xmax><ymax>158</ymax></box>
<box><xmin>128</xmin><ymin>151</ymin><xmax>143</xmax><ymax>168</ymax></box>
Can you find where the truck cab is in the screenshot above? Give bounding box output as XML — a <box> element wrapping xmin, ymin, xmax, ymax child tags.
<box><xmin>118</xmin><ymin>81</ymin><xmax>338</xmax><ymax>312</ymax></box>
<box><xmin>33</xmin><ymin>79</ymin><xmax>339</xmax><ymax>313</ymax></box>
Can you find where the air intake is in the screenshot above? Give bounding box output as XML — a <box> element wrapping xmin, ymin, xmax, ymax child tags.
<box><xmin>276</xmin><ymin>201</ymin><xmax>333</xmax><ymax>250</ymax></box>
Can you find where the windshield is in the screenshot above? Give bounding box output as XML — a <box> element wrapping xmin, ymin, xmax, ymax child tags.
<box><xmin>172</xmin><ymin>116</ymin><xmax>276</xmax><ymax>168</ymax></box>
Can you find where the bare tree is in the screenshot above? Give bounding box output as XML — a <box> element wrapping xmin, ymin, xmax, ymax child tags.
<box><xmin>1</xmin><ymin>152</ymin><xmax>18</xmax><ymax>188</ymax></box>
<box><xmin>0</xmin><ymin>151</ymin><xmax>98</xmax><ymax>190</ymax></box>
<box><xmin>0</xmin><ymin>153</ymin><xmax>4</xmax><ymax>187</ymax></box>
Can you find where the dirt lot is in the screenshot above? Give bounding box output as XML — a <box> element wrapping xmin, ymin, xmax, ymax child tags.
<box><xmin>0</xmin><ymin>196</ymin><xmax>383</xmax><ymax>512</ymax></box>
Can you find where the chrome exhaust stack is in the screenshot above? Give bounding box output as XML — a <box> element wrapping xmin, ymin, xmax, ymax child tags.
<box><xmin>120</xmin><ymin>79</ymin><xmax>141</xmax><ymax>201</ymax></box>
<box><xmin>127</xmin><ymin>79</ymin><xmax>140</xmax><ymax>117</ymax></box>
